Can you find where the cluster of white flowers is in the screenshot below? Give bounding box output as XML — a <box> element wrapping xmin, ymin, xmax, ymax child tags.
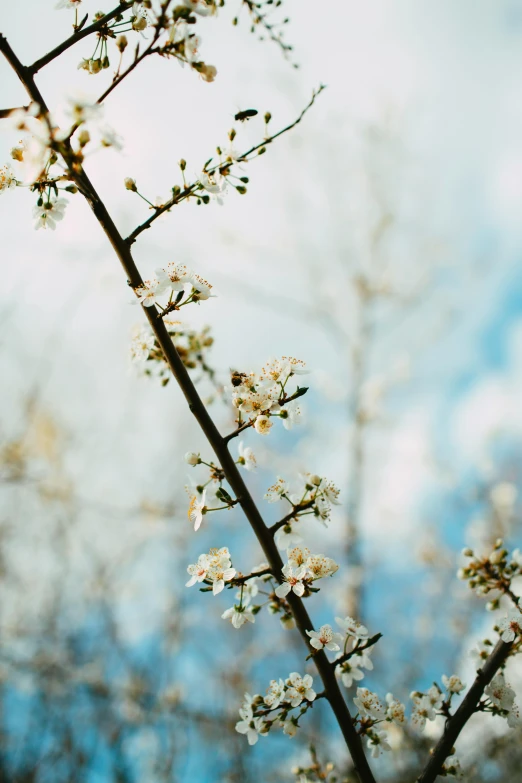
<box><xmin>457</xmin><ymin>540</ymin><xmax>522</xmax><ymax>608</ymax></box>
<box><xmin>332</xmin><ymin>616</ymin><xmax>380</xmax><ymax>687</ymax></box>
<box><xmin>350</xmin><ymin>687</ymin><xmax>405</xmax><ymax>758</ymax></box>
<box><xmin>228</xmin><ymin>357</ymin><xmax>308</xmax><ymax>437</ymax></box>
<box><xmin>184</xmin><ymin>539</ymin><xmax>268</xmax><ymax>630</ymax></box>
<box><xmin>275</xmin><ymin>546</ymin><xmax>338</xmax><ymax>598</ymax></box>
<box><xmin>3</xmin><ymin>99</ymin><xmax>124</xmax><ymax>230</ymax></box>
<box><xmin>186</xmin><ymin>547</ymin><xmax>236</xmax><ymax>595</ymax></box>
<box><xmin>265</xmin><ymin>473</ymin><xmax>341</xmax><ymax>549</ymax></box>
<box><xmin>484</xmin><ymin>672</ymin><xmax>521</xmax><ymax>728</ymax></box>
<box><xmin>410</xmin><ymin>684</ymin><xmax>444</xmax><ymax>731</ymax></box>
<box><xmin>130</xmin><ymin>320</ymin><xmax>214</xmax><ymax>385</ymax></box>
<box><xmin>133</xmin><ymin>263</ymin><xmax>214</xmax><ymax>310</ymax></box>
<box><xmin>235</xmin><ymin>672</ymin><xmax>317</xmax><ymax>745</ymax></box>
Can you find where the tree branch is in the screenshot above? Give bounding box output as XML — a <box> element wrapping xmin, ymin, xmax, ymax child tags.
<box><xmin>416</xmin><ymin>639</ymin><xmax>512</xmax><ymax>783</ymax></box>
<box><xmin>28</xmin><ymin>2</ymin><xmax>133</xmax><ymax>75</ymax></box>
<box><xmin>125</xmin><ymin>86</ymin><xmax>325</xmax><ymax>245</ymax></box>
<box><xmin>0</xmin><ymin>35</ymin><xmax>375</xmax><ymax>783</ymax></box>
<box><xmin>0</xmin><ymin>105</ymin><xmax>27</xmax><ymax>118</ymax></box>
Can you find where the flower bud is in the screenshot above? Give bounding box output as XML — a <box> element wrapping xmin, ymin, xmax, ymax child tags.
<box><xmin>184</xmin><ymin>452</ymin><xmax>200</xmax><ymax>466</ymax></box>
<box><xmin>78</xmin><ymin>129</ymin><xmax>90</xmax><ymax>147</ymax></box>
<box><xmin>264</xmin><ymin>111</ymin><xmax>271</xmax><ymax>124</ymax></box>
<box><xmin>116</xmin><ymin>35</ymin><xmax>128</xmax><ymax>52</ymax></box>
<box><xmin>179</xmin><ymin>159</ymin><xmax>186</xmax><ymax>171</ymax></box>
<box><xmin>132</xmin><ymin>16</ymin><xmax>148</xmax><ymax>31</ymax></box>
<box><xmin>461</xmin><ymin>547</ymin><xmax>473</xmax><ymax>557</ymax></box>
<box><xmin>124</xmin><ymin>177</ymin><xmax>137</xmax><ymax>191</ymax></box>
<box><xmin>309</xmin><ymin>474</ymin><xmax>321</xmax><ymax>486</ymax></box>
<box><xmin>280</xmin><ymin>613</ymin><xmax>295</xmax><ymax>630</ymax></box>
<box><xmin>198</xmin><ymin>63</ymin><xmax>217</xmax><ymax>83</ymax></box>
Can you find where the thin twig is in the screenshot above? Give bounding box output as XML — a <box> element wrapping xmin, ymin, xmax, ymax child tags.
<box><xmin>0</xmin><ymin>105</ymin><xmax>27</xmax><ymax>118</ymax></box>
<box><xmin>125</xmin><ymin>86</ymin><xmax>325</xmax><ymax>245</ymax></box>
<box><xmin>242</xmin><ymin>0</ymin><xmax>294</xmax><ymax>59</ymax></box>
<box><xmin>333</xmin><ymin>634</ymin><xmax>383</xmax><ymax>668</ymax></box>
<box><xmin>0</xmin><ymin>35</ymin><xmax>375</xmax><ymax>783</ymax></box>
<box><xmin>269</xmin><ymin>500</ymin><xmax>315</xmax><ymax>534</ymax></box>
<box><xmin>29</xmin><ymin>2</ymin><xmax>133</xmax><ymax>74</ymax></box>
<box><xmin>232</xmin><ymin>568</ymin><xmax>272</xmax><ymax>584</ymax></box>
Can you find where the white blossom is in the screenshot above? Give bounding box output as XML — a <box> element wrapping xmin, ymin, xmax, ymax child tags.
<box><xmin>485</xmin><ymin>673</ymin><xmax>516</xmax><ymax>710</ymax></box>
<box><xmin>254</xmin><ymin>415</ymin><xmax>273</xmax><ymax>435</ymax></box>
<box><xmin>259</xmin><ymin>356</ymin><xmax>307</xmax><ymax>386</ymax></box>
<box><xmin>306</xmin><ymin>554</ymin><xmax>338</xmax><ymax>580</ymax></box>
<box><xmin>280</xmin><ymin>401</ymin><xmax>302</xmax><ymax>430</ymax></box>
<box><xmin>207</xmin><ymin>548</ymin><xmax>236</xmax><ymax>595</ymax></box>
<box><xmin>131</xmin><ymin>1</ymin><xmax>150</xmax><ymax>31</ymax></box>
<box><xmin>306</xmin><ymin>624</ymin><xmax>343</xmax><ymax>651</ymax></box>
<box><xmin>222</xmin><ymin>604</ymin><xmax>255</xmax><ymax>629</ymax></box>
<box><xmin>237</xmin><ymin>441</ymin><xmax>256</xmax><ymax>471</ymax></box>
<box><xmin>275</xmin><ymin>564</ymin><xmax>307</xmax><ymax>598</ymax></box>
<box><xmin>130</xmin><ymin>325</ymin><xmax>155</xmax><ymax>363</ymax></box>
<box><xmin>199</xmin><ymin>170</ymin><xmax>227</xmax><ymax>204</ymax></box>
<box><xmin>274</xmin><ymin>523</ymin><xmax>303</xmax><ymax>550</ymax></box>
<box><xmin>186</xmin><ymin>553</ymin><xmax>211</xmax><ymax>586</ymax></box>
<box><xmin>265</xmin><ymin>477</ymin><xmax>290</xmax><ymax>502</ymax></box>
<box><xmin>284</xmin><ymin>673</ymin><xmax>316</xmax><ymax>707</ymax></box>
<box><xmin>33</xmin><ymin>196</ymin><xmax>68</xmax><ymax>230</ymax></box>
<box><xmin>55</xmin><ymin>0</ymin><xmax>82</xmax><ymax>8</ymax></box>
<box><xmin>156</xmin><ymin>263</ymin><xmax>193</xmax><ymax>293</ymax></box>
<box><xmin>134</xmin><ymin>278</ymin><xmax>166</xmax><ymax>307</ymax></box>
<box><xmin>184</xmin><ymin>452</ymin><xmax>200</xmax><ymax>466</ymax></box>
<box><xmin>235</xmin><ymin>698</ymin><xmax>266</xmax><ymax>745</ymax></box>
<box><xmin>279</xmin><ymin>717</ymin><xmax>298</xmax><ymax>736</ymax></box>
<box><xmin>336</xmin><ymin>615</ymin><xmax>369</xmax><ymax>640</ymax></box>
<box><xmin>442</xmin><ymin>674</ymin><xmax>466</xmax><ymax>694</ymax></box>
<box><xmin>182</xmin><ymin>0</ymin><xmax>216</xmax><ymax>14</ymax></box>
<box><xmin>336</xmin><ymin>658</ymin><xmax>365</xmax><ymax>688</ymax></box>
<box><xmin>367</xmin><ymin>729</ymin><xmax>391</xmax><ymax>758</ymax></box>
<box><xmin>498</xmin><ymin>612</ymin><xmax>522</xmax><ymax>643</ymax></box>
<box><xmin>187</xmin><ymin>490</ymin><xmax>206</xmax><ymax>531</ymax></box>
<box><xmin>410</xmin><ymin>687</ymin><xmax>442</xmax><ymax>731</ymax></box>
<box><xmin>353</xmin><ymin>688</ymin><xmax>385</xmax><ymax>720</ymax></box>
<box><xmin>264</xmin><ymin>679</ymin><xmax>285</xmax><ymax>709</ymax></box>
<box><xmin>385</xmin><ymin>693</ymin><xmax>406</xmax><ymax>723</ymax></box>
<box><xmin>0</xmin><ymin>164</ymin><xmax>17</xmax><ymax>194</ymax></box>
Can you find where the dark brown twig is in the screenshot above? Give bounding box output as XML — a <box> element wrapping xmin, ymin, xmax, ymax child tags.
<box><xmin>269</xmin><ymin>500</ymin><xmax>315</xmax><ymax>534</ymax></box>
<box><xmin>29</xmin><ymin>3</ymin><xmax>133</xmax><ymax>74</ymax></box>
<box><xmin>416</xmin><ymin>639</ymin><xmax>512</xmax><ymax>783</ymax></box>
<box><xmin>0</xmin><ymin>105</ymin><xmax>27</xmax><ymax>118</ymax></box>
<box><xmin>125</xmin><ymin>86</ymin><xmax>325</xmax><ymax>245</ymax></box>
